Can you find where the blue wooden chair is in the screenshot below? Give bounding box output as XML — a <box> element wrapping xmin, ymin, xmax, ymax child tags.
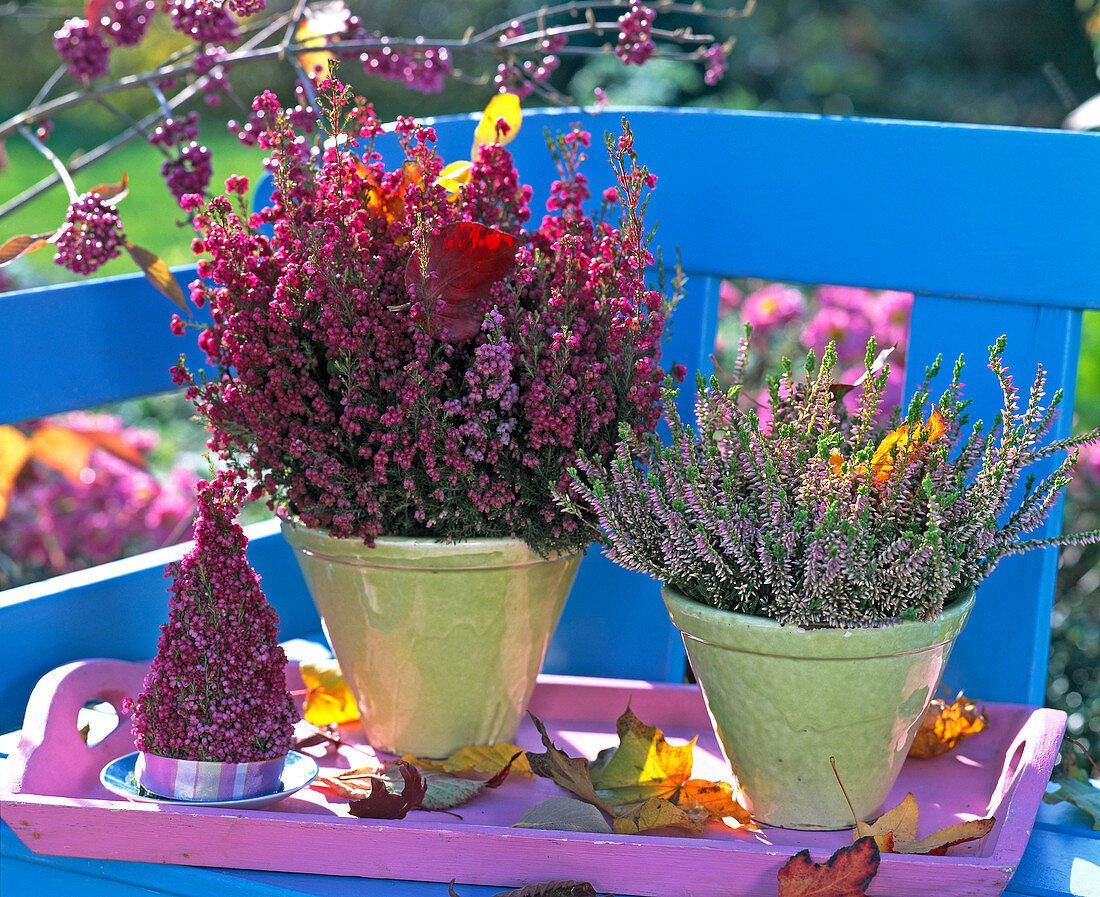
<box><xmin>2</xmin><ymin>106</ymin><xmax>1097</xmax><ymax>896</ymax></box>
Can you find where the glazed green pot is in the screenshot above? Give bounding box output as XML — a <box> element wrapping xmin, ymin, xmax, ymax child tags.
<box><xmin>282</xmin><ymin>522</ymin><xmax>581</xmax><ymax>757</ymax></box>
<box><xmin>662</xmin><ymin>585</ymin><xmax>975</xmax><ymax>830</ymax></box>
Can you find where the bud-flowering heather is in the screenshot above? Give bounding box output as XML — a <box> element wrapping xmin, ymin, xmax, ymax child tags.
<box><xmin>128</xmin><ymin>470</ymin><xmax>296</xmax><ymax>762</ymax></box>
<box><xmin>177</xmin><ymin>80</ymin><xmax>672</xmax><ymax>555</ymax></box>
<box><xmin>561</xmin><ymin>334</ymin><xmax>1100</xmax><ymax>628</ymax></box>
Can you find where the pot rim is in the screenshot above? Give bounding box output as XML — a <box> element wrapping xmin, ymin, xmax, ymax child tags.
<box><xmin>661</xmin><ymin>584</ymin><xmax>976</xmax><ymax>660</ymax></box>
<box><xmin>280</xmin><ymin>519</ymin><xmax>582</xmax><ymax>570</ymax></box>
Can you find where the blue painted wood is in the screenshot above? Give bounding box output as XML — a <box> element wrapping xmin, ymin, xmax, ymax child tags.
<box><xmin>905</xmin><ymin>297</ymin><xmax>1085</xmax><ymax>705</ymax></box>
<box><xmin>0</xmin><ymin>267</ymin><xmax>207</xmax><ymax>424</ymax></box>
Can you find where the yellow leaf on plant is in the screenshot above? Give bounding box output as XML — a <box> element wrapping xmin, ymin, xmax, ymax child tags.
<box><xmin>436</xmin><ymin>160</ymin><xmax>474</xmax><ymax>197</ymax></box>
<box><xmin>0</xmin><ymin>426</ymin><xmax>30</xmax><ymax>519</ymax></box>
<box><xmin>27</xmin><ymin>426</ymin><xmax>96</xmax><ymax>482</ymax></box>
<box><xmin>294</xmin><ymin>0</ymin><xmax>351</xmax><ymax>77</ymax></box>
<box><xmin>404</xmin><ymin>742</ymin><xmax>533</xmax><ymax>778</ymax></box>
<box><xmin>856</xmin><ymin>792</ymin><xmax>994</xmax><ymax>855</ymax></box>
<box><xmin>908</xmin><ymin>693</ymin><xmax>988</xmax><ymax>759</ymax></box>
<box><xmin>472</xmin><ymin>93</ymin><xmax>521</xmax><ymax>156</ymax></box>
<box><xmin>300</xmin><ymin>659</ymin><xmax>360</xmax><ymax>726</ymax></box>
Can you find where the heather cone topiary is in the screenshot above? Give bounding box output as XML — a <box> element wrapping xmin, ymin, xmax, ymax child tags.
<box><xmin>129</xmin><ymin>470</ymin><xmax>296</xmax><ymax>762</ymax></box>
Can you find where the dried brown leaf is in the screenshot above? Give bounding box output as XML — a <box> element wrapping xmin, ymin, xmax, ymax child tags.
<box><xmin>125</xmin><ymin>241</ymin><xmax>187</xmax><ymax>312</ymax></box>
<box><xmin>778</xmin><ymin>837</ymin><xmax>880</xmax><ymax>897</ymax></box>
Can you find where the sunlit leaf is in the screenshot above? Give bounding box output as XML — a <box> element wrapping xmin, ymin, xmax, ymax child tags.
<box><xmin>473</xmin><ymin>93</ymin><xmax>522</xmax><ymax>154</ymax></box>
<box><xmin>80</xmin><ymin>429</ymin><xmax>148</xmax><ymax>470</ymax></box>
<box><xmin>300</xmin><ymin>658</ymin><xmax>360</xmax><ymax>725</ymax></box>
<box><xmin>87</xmin><ymin>172</ymin><xmax>129</xmax><ymax>205</ymax></box>
<box><xmin>778</xmin><ymin>837</ymin><xmax>880</xmax><ymax>897</ymax></box>
<box><xmin>27</xmin><ymin>426</ymin><xmax>96</xmax><ymax>482</ymax></box>
<box><xmin>527</xmin><ymin>707</ymin><xmax>754</xmax><ymax>835</ymax></box>
<box><xmin>590</xmin><ymin>706</ymin><xmax>754</xmax><ymax>831</ymax></box>
<box><xmin>908</xmin><ymin>693</ymin><xmax>988</xmax><ymax>759</ymax></box>
<box><xmin>436</xmin><ymin>160</ymin><xmax>474</xmax><ymax>197</ymax></box>
<box><xmin>363</xmin><ymin>160</ymin><xmax>423</xmax><ymax>226</ymax></box>
<box><xmin>513</xmin><ymin>797</ymin><xmax>614</xmax><ymax>834</ymax></box>
<box><xmin>856</xmin><ymin>792</ymin><xmax>995</xmax><ymax>855</ymax></box>
<box><xmin>294</xmin><ymin>0</ymin><xmax>349</xmax><ymax>77</ymax></box>
<box><xmin>125</xmin><ymin>242</ymin><xmax>187</xmax><ymax>312</ymax></box>
<box><xmin>0</xmin><ymin>232</ymin><xmax>57</xmax><ymax>267</ymax></box>
<box><xmin>0</xmin><ymin>425</ymin><xmax>31</xmax><ymax>519</ymax></box>
<box><xmin>404</xmin><ymin>742</ymin><xmax>532</xmax><ymax>778</ymax></box>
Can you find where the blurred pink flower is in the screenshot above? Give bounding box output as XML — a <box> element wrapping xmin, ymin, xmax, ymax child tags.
<box><xmin>870</xmin><ymin>290</ymin><xmax>913</xmax><ymax>355</ymax></box>
<box><xmin>742</xmin><ymin>284</ymin><xmax>805</xmax><ymax>335</ymax></box>
<box><xmin>839</xmin><ymin>363</ymin><xmax>905</xmax><ymax>423</ymax></box>
<box><xmin>1069</xmin><ymin>440</ymin><xmax>1100</xmax><ymax>498</ymax></box>
<box><xmin>800</xmin><ymin>305</ymin><xmax>874</xmax><ymax>366</ymax></box>
<box><xmin>816</xmin><ymin>285</ymin><xmax>875</xmax><ymax>312</ymax></box>
<box><xmin>719</xmin><ymin>280</ymin><xmax>743</xmax><ymax>313</ymax></box>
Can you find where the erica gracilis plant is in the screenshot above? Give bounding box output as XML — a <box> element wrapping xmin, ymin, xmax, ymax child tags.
<box><xmin>129</xmin><ymin>470</ymin><xmax>296</xmax><ymax>762</ymax></box>
<box><xmin>176</xmin><ymin>78</ymin><xmax>672</xmax><ymax>555</ymax></box>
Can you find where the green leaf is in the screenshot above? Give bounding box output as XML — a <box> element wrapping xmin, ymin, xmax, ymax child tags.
<box><xmin>513</xmin><ymin>797</ymin><xmax>613</xmax><ymax>834</ymax></box>
<box><xmin>125</xmin><ymin>241</ymin><xmax>187</xmax><ymax>313</ymax></box>
<box><xmin>1043</xmin><ymin>771</ymin><xmax>1100</xmax><ymax>829</ymax></box>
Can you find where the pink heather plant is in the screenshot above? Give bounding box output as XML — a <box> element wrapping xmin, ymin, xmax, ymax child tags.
<box><xmin>129</xmin><ymin>470</ymin><xmax>296</xmax><ymax>762</ymax></box>
<box><xmin>0</xmin><ymin>414</ymin><xmax>197</xmax><ymax>588</ymax></box>
<box><xmin>174</xmin><ymin>79</ymin><xmax>671</xmax><ymax>554</ymax></box>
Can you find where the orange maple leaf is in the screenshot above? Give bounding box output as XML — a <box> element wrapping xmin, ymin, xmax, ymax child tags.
<box><xmin>778</xmin><ymin>837</ymin><xmax>880</xmax><ymax>897</ymax></box>
<box><xmin>830</xmin><ymin>408</ymin><xmax>945</xmax><ymax>487</ymax></box>
<box><xmin>361</xmin><ymin>159</ymin><xmax>424</xmax><ymax>228</ymax></box>
<box><xmin>908</xmin><ymin>693</ymin><xmax>988</xmax><ymax>759</ymax></box>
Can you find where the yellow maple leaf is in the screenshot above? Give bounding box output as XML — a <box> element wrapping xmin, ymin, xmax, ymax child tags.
<box><xmin>404</xmin><ymin>743</ymin><xmax>533</xmax><ymax>778</ymax></box>
<box><xmin>856</xmin><ymin>792</ymin><xmax>995</xmax><ymax>855</ymax></box>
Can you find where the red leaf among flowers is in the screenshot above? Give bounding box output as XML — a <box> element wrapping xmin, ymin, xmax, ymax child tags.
<box><xmin>347</xmin><ymin>760</ymin><xmax>427</xmax><ymax>820</ymax></box>
<box><xmin>405</xmin><ymin>221</ymin><xmax>518</xmax><ymax>342</ymax></box>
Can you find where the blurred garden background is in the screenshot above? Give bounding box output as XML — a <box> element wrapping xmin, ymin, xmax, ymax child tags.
<box><xmin>1</xmin><ymin>0</ymin><xmax>1098</xmax><ymax>753</ymax></box>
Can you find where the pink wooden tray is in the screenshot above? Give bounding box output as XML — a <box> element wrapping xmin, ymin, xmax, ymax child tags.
<box><xmin>0</xmin><ymin>659</ymin><xmax>1065</xmax><ymax>897</ymax></box>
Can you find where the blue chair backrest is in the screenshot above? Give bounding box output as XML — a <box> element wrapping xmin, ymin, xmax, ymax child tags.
<box><xmin>2</xmin><ymin>107</ymin><xmax>1097</xmax><ymax>732</ymax></box>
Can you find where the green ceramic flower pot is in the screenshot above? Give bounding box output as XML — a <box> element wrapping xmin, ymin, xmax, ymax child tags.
<box><xmin>282</xmin><ymin>522</ymin><xmax>581</xmax><ymax>757</ymax></box>
<box><xmin>662</xmin><ymin>585</ymin><xmax>975</xmax><ymax>830</ymax></box>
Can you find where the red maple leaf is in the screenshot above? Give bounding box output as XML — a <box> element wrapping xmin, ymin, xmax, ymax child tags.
<box><xmin>405</xmin><ymin>221</ymin><xmax>519</xmax><ymax>342</ymax></box>
<box><xmin>347</xmin><ymin>761</ymin><xmax>427</xmax><ymax>820</ymax></box>
<box><xmin>777</xmin><ymin>837</ymin><xmax>880</xmax><ymax>897</ymax></box>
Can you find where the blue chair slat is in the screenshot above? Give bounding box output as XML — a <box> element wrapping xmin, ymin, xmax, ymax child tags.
<box><xmin>2</xmin><ymin>107</ymin><xmax>1097</xmax><ymax>897</ymax></box>
<box><xmin>905</xmin><ymin>296</ymin><xmax>1087</xmax><ymax>705</ymax></box>
<box><xmin>0</xmin><ymin>266</ymin><xmax>206</xmax><ymax>424</ymax></box>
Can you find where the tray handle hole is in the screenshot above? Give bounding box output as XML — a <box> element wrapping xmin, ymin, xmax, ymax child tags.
<box><xmin>78</xmin><ymin>699</ymin><xmax>121</xmax><ymax>747</ymax></box>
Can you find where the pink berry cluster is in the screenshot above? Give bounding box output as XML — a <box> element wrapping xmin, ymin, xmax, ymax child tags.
<box><xmin>492</xmin><ymin>25</ymin><xmax>566</xmax><ymax>98</ymax></box>
<box><xmin>0</xmin><ymin>414</ymin><xmax>198</xmax><ymax>589</ymax></box>
<box><xmin>358</xmin><ymin>42</ymin><xmax>453</xmax><ymax>95</ymax></box>
<box><xmin>128</xmin><ymin>470</ymin><xmax>296</xmax><ymax>763</ymax></box>
<box><xmin>615</xmin><ymin>2</ymin><xmax>655</xmax><ymax>66</ymax></box>
<box><xmin>54</xmin><ymin>0</ymin><xmax>265</xmax><ymax>82</ymax></box>
<box><xmin>53</xmin><ymin>192</ymin><xmax>127</xmax><ymax>275</ymax></box>
<box><xmin>176</xmin><ymin>79</ymin><xmax>669</xmax><ymax>554</ymax></box>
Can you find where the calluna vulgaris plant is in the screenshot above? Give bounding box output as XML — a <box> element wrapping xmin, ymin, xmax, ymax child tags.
<box><xmin>560</xmin><ymin>332</ymin><xmax>1100</xmax><ymax>628</ymax></box>
<box><xmin>128</xmin><ymin>470</ymin><xmax>296</xmax><ymax>761</ymax></box>
<box><xmin>174</xmin><ymin>78</ymin><xmax>672</xmax><ymax>554</ymax></box>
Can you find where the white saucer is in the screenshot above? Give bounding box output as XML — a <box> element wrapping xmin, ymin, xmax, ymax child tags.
<box><xmin>100</xmin><ymin>751</ymin><xmax>319</xmax><ymax>809</ymax></box>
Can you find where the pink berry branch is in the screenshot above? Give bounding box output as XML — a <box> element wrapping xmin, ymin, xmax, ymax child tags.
<box><xmin>1</xmin><ymin>0</ymin><xmax>749</xmax><ymax>302</ymax></box>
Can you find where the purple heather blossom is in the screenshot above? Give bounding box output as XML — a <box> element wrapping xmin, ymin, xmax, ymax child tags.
<box><xmin>128</xmin><ymin>471</ymin><xmax>296</xmax><ymax>762</ymax></box>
